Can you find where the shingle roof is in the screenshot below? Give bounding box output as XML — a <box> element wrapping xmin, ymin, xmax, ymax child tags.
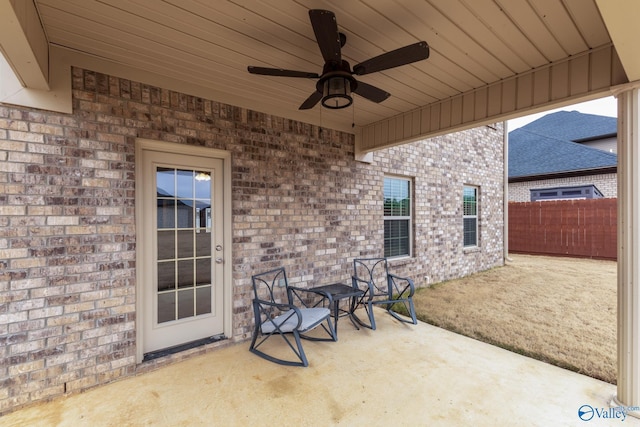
<box><xmin>518</xmin><ymin>110</ymin><xmax>616</xmax><ymax>142</ymax></box>
<box><xmin>508</xmin><ymin>111</ymin><xmax>617</xmax><ymax>179</ymax></box>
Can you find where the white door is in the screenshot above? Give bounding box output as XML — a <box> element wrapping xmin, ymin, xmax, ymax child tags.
<box><xmin>140</xmin><ymin>147</ymin><xmax>225</xmax><ymax>355</ymax></box>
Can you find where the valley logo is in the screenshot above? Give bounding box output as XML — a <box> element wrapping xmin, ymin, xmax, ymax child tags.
<box><xmin>578</xmin><ymin>404</ymin><xmax>631</xmax><ymax>422</ymax></box>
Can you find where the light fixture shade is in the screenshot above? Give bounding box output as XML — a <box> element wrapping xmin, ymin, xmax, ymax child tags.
<box><xmin>321</xmin><ymin>76</ymin><xmax>353</xmax><ymax>109</ymax></box>
<box><xmin>195</xmin><ymin>171</ymin><xmax>211</xmax><ymax>181</ymax></box>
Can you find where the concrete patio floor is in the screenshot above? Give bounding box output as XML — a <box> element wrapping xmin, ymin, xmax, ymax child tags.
<box><xmin>3</xmin><ymin>310</ymin><xmax>636</xmax><ymax>427</ymax></box>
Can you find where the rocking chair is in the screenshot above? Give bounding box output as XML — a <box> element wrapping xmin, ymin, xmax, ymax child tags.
<box><xmin>250</xmin><ymin>267</ymin><xmax>336</xmax><ymax>367</ymax></box>
<box><xmin>351</xmin><ymin>258</ymin><xmax>418</xmax><ymax>330</ymax></box>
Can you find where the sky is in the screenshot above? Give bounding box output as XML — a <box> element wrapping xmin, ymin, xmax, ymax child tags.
<box><xmin>507</xmin><ymin>96</ymin><xmax>617</xmax><ymax>131</ymax></box>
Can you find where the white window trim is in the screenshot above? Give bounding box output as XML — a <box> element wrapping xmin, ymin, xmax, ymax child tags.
<box><xmin>463</xmin><ymin>185</ymin><xmax>479</xmax><ymax>248</ymax></box>
<box><xmin>383</xmin><ymin>176</ymin><xmax>413</xmax><ymax>258</ymax></box>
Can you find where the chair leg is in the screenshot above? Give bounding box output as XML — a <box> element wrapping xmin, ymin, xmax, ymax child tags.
<box><xmin>249</xmin><ymin>329</ymin><xmax>309</xmax><ymax>367</ymax></box>
<box><xmin>292</xmin><ymin>330</ymin><xmax>309</xmax><ymax>367</ymax></box>
<box><xmin>249</xmin><ymin>324</ymin><xmax>260</xmax><ymax>352</ymax></box>
<box><xmin>368</xmin><ymin>301</ymin><xmax>377</xmax><ymax>330</ymax></box>
<box><xmin>351</xmin><ymin>300</ymin><xmax>377</xmax><ymax>330</ymax></box>
<box><xmin>408</xmin><ymin>298</ymin><xmax>417</xmax><ymax>324</ymax></box>
<box><xmin>386</xmin><ymin>298</ymin><xmax>418</xmax><ymax>325</ymax></box>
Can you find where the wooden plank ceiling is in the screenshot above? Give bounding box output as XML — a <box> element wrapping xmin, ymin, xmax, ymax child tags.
<box><xmin>17</xmin><ymin>1</ymin><xmax>637</xmax><ymax>142</ymax></box>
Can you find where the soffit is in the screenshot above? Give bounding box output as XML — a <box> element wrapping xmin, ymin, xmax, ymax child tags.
<box><xmin>15</xmin><ymin>1</ymin><xmax>638</xmax><ymax>136</ymax></box>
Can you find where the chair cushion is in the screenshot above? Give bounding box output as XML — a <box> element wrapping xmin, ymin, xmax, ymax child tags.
<box><xmin>260</xmin><ymin>307</ymin><xmax>330</xmax><ymax>334</ymax></box>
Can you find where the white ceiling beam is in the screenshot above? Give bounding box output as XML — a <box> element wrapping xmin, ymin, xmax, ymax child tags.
<box><xmin>0</xmin><ymin>0</ymin><xmax>49</xmax><ymax>90</ymax></box>
<box><xmin>596</xmin><ymin>0</ymin><xmax>640</xmax><ymax>82</ymax></box>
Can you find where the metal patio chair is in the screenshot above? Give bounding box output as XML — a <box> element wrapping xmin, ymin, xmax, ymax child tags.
<box><xmin>250</xmin><ymin>267</ymin><xmax>336</xmax><ymax>367</ymax></box>
<box><xmin>351</xmin><ymin>258</ymin><xmax>418</xmax><ymax>330</ymax></box>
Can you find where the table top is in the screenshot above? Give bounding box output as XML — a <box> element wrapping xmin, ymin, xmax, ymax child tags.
<box><xmin>309</xmin><ymin>283</ymin><xmax>363</xmax><ymax>298</ymax></box>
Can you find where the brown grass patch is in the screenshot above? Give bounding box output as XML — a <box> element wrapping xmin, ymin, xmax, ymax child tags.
<box><xmin>412</xmin><ymin>254</ymin><xmax>617</xmax><ymax>384</ymax></box>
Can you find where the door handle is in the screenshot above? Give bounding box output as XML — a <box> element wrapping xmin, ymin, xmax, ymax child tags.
<box><xmin>215</xmin><ymin>257</ymin><xmax>224</xmax><ymax>264</ymax></box>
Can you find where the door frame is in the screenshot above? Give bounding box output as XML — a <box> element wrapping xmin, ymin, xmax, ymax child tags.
<box><xmin>135</xmin><ymin>138</ymin><xmax>233</xmax><ymax>363</ymax></box>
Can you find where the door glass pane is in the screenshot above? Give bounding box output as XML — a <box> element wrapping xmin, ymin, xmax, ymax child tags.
<box><xmin>158</xmin><ymin>293</ymin><xmax>175</xmax><ymax>323</ymax></box>
<box><xmin>178</xmin><ymin>289</ymin><xmax>194</xmax><ymax>319</ymax></box>
<box><xmin>157</xmin><ymin>261</ymin><xmax>175</xmax><ymax>291</ymax></box>
<box><xmin>157</xmin><ymin>230</ymin><xmax>175</xmax><ymax>260</ymax></box>
<box><xmin>157</xmin><ymin>167</ymin><xmax>175</xmax><ymax>194</ymax></box>
<box><xmin>176</xmin><ymin>169</ymin><xmax>194</xmax><ymax>199</ymax></box>
<box><xmin>157</xmin><ymin>168</ymin><xmax>176</xmax><ymax>228</ymax></box>
<box><xmin>157</xmin><ymin>199</ymin><xmax>175</xmax><ymax>228</ymax></box>
<box><xmin>195</xmin><ymin>230</ymin><xmax>211</xmax><ymax>257</ymax></box>
<box><xmin>176</xmin><ymin>205</ymin><xmax>194</xmax><ymax>228</ymax></box>
<box><xmin>177</xmin><ymin>260</ymin><xmax>194</xmax><ymax>289</ymax></box>
<box><xmin>177</xmin><ymin>230</ymin><xmax>194</xmax><ymax>258</ymax></box>
<box><xmin>195</xmin><ymin>171</ymin><xmax>211</xmax><ymax>197</ymax></box>
<box><xmin>196</xmin><ymin>258</ymin><xmax>211</xmax><ymax>286</ymax></box>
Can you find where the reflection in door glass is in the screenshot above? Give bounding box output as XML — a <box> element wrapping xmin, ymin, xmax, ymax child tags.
<box><xmin>177</xmin><ymin>289</ymin><xmax>194</xmax><ymax>319</ymax></box>
<box><xmin>157</xmin><ymin>293</ymin><xmax>175</xmax><ymax>324</ymax></box>
<box><xmin>156</xmin><ymin>167</ymin><xmax>213</xmax><ymax>324</ymax></box>
<box><xmin>177</xmin><ymin>230</ymin><xmax>194</xmax><ymax>258</ymax></box>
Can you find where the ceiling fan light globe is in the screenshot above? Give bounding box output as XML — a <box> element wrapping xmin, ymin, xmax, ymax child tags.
<box><xmin>321</xmin><ymin>76</ymin><xmax>353</xmax><ymax>109</ymax></box>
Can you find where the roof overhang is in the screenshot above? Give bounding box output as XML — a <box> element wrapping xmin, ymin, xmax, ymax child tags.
<box><xmin>0</xmin><ymin>1</ymin><xmax>638</xmax><ymax>153</ymax></box>
<box><xmin>509</xmin><ymin>166</ymin><xmax>618</xmax><ymax>183</ymax></box>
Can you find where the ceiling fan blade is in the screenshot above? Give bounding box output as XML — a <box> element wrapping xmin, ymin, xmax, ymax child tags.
<box><xmin>248</xmin><ymin>66</ymin><xmax>319</xmax><ymax>78</ymax></box>
<box><xmin>309</xmin><ymin>9</ymin><xmax>342</xmax><ymax>64</ymax></box>
<box><xmin>299</xmin><ymin>91</ymin><xmax>323</xmax><ymax>110</ymax></box>
<box><xmin>353</xmin><ymin>41</ymin><xmax>430</xmax><ymax>75</ymax></box>
<box><xmin>353</xmin><ymin>81</ymin><xmax>390</xmax><ymax>103</ymax></box>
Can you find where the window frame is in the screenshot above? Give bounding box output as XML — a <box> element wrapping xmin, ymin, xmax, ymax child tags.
<box><xmin>463</xmin><ymin>185</ymin><xmax>479</xmax><ymax>248</ymax></box>
<box><xmin>383</xmin><ymin>176</ymin><xmax>413</xmax><ymax>259</ymax></box>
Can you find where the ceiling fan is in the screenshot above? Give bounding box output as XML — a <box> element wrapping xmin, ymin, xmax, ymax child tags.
<box><xmin>247</xmin><ymin>9</ymin><xmax>430</xmax><ymax>110</ymax></box>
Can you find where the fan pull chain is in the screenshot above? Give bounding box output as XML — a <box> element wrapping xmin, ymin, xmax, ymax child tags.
<box><xmin>352</xmin><ymin>103</ymin><xmax>355</xmax><ymax>128</ymax></box>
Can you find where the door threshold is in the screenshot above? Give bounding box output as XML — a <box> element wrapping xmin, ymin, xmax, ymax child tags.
<box><xmin>143</xmin><ymin>335</ymin><xmax>227</xmax><ymax>362</ymax></box>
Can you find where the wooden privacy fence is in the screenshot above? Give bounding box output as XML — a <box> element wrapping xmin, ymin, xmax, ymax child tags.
<box><xmin>508</xmin><ymin>199</ymin><xmax>617</xmax><ymax>260</ymax></box>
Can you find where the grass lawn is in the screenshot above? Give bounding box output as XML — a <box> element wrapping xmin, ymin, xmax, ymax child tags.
<box><xmin>410</xmin><ymin>254</ymin><xmax>617</xmax><ymax>384</ymax></box>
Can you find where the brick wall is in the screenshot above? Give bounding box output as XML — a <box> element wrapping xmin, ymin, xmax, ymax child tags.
<box><xmin>0</xmin><ymin>67</ymin><xmax>505</xmax><ymax>414</ymax></box>
<box><xmin>509</xmin><ymin>173</ymin><xmax>617</xmax><ymax>202</ymax></box>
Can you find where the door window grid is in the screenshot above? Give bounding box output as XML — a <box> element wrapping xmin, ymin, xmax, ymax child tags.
<box><xmin>156</xmin><ymin>167</ymin><xmax>213</xmax><ymax>323</ymax></box>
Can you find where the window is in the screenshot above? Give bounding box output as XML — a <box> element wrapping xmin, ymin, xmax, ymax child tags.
<box><xmin>463</xmin><ymin>186</ymin><xmax>478</xmax><ymax>247</ymax></box>
<box><xmin>384</xmin><ymin>177</ymin><xmax>412</xmax><ymax>258</ymax></box>
<box><xmin>530</xmin><ymin>185</ymin><xmax>604</xmax><ymax>201</ymax></box>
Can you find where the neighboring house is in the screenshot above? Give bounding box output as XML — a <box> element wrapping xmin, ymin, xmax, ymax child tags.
<box><xmin>0</xmin><ymin>69</ymin><xmax>506</xmax><ymax>413</ymax></box>
<box><xmin>508</xmin><ymin>111</ymin><xmax>618</xmax><ymax>202</ymax></box>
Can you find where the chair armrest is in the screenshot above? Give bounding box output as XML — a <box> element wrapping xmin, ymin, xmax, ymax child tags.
<box><xmin>253</xmin><ymin>298</ymin><xmax>303</xmax><ymax>330</ymax></box>
<box><xmin>252</xmin><ymin>297</ymin><xmax>296</xmax><ymax>313</ymax></box>
<box><xmin>352</xmin><ymin>276</ymin><xmax>374</xmax><ymax>300</ymax></box>
<box><xmin>387</xmin><ymin>274</ymin><xmax>416</xmax><ymax>298</ymax></box>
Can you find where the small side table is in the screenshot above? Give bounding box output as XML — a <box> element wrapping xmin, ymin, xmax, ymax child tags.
<box><xmin>308</xmin><ymin>283</ymin><xmax>364</xmax><ymax>339</ymax></box>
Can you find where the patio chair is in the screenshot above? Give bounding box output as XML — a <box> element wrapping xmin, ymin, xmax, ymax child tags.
<box><xmin>250</xmin><ymin>267</ymin><xmax>336</xmax><ymax>367</ymax></box>
<box><xmin>351</xmin><ymin>258</ymin><xmax>418</xmax><ymax>330</ymax></box>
